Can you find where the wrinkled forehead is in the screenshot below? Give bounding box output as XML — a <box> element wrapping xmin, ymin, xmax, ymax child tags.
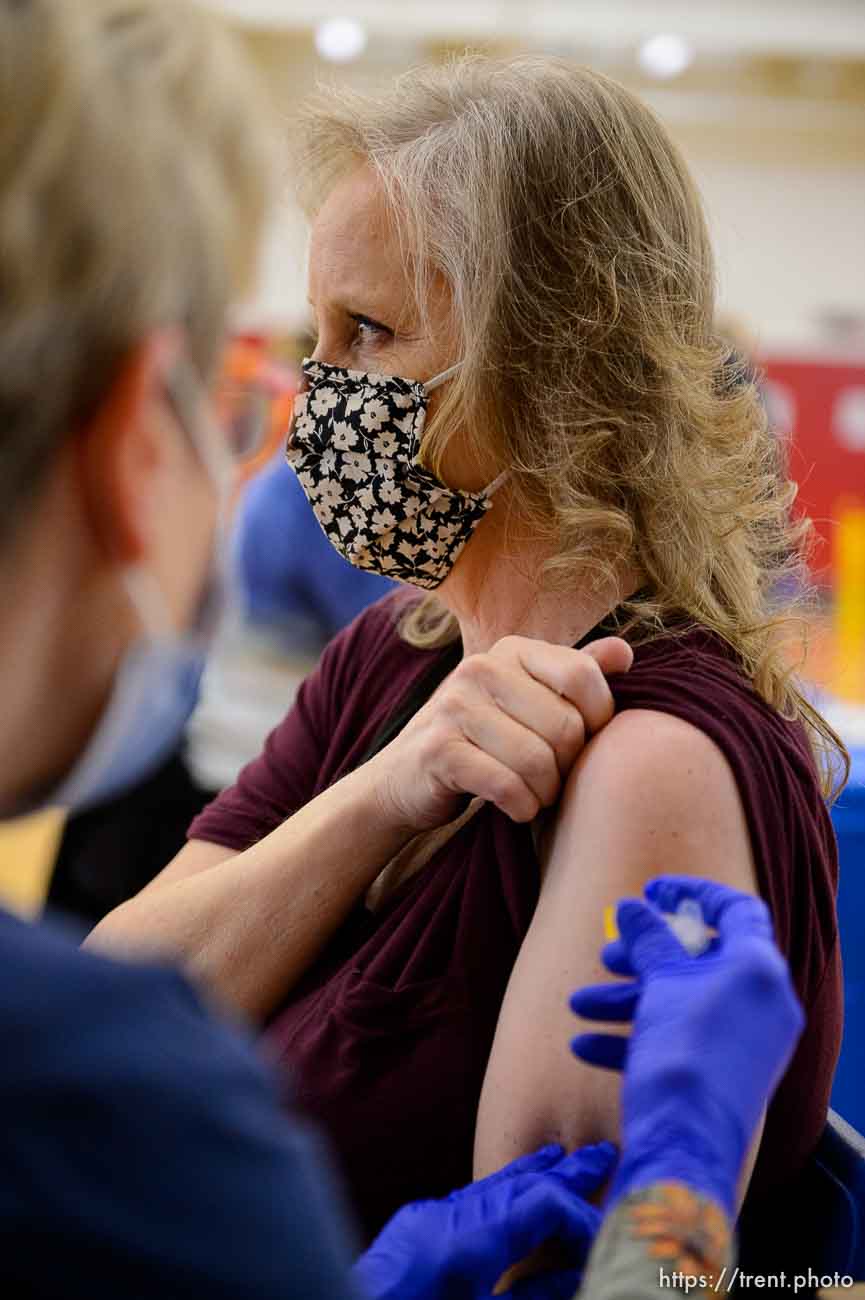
<box><xmin>308</xmin><ymin>166</ymin><xmax>412</xmax><ymax>314</ymax></box>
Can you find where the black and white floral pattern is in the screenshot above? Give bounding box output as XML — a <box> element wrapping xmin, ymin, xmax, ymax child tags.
<box><xmin>285</xmin><ymin>358</ymin><xmax>495</xmax><ymax>589</ymax></box>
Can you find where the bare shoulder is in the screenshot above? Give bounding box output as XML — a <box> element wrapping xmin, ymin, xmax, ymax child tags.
<box><xmin>542</xmin><ymin>707</ymin><xmax>757</xmax><ymax>895</ymax></box>
<box><xmin>565</xmin><ymin>706</ymin><xmax>741</xmax><ymax>804</ymax></box>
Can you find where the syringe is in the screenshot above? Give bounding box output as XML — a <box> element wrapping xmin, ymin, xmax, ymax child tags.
<box><xmin>603</xmin><ymin>897</ymin><xmax>711</xmax><ymax>958</ymax></box>
<box><xmin>664</xmin><ymin>897</ymin><xmax>711</xmax><ymax>957</ymax></box>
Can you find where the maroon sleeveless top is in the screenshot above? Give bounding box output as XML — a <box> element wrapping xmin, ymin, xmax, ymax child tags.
<box><xmin>188</xmin><ymin>593</ymin><xmax>841</xmax><ymax>1243</ymax></box>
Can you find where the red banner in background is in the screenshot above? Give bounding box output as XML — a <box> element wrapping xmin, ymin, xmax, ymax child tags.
<box><xmin>762</xmin><ymin>357</ymin><xmax>865</xmax><ymax>583</ymax></box>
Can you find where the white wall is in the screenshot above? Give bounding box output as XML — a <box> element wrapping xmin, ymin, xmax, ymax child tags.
<box><xmin>694</xmin><ymin>160</ymin><xmax>865</xmax><ymax>352</ymax></box>
<box><xmin>236</xmin><ymin>195</ymin><xmax>310</xmax><ymax>334</ymax></box>
<box><xmin>234</xmin><ymin>57</ymin><xmax>865</xmax><ymax>358</ymax></box>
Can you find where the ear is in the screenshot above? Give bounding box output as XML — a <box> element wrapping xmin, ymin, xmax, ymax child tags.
<box><xmin>75</xmin><ymin>329</ymin><xmax>185</xmax><ymax>565</ymax></box>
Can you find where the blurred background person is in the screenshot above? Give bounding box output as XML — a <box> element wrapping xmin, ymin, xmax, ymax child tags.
<box><xmin>186</xmin><ymin>453</ymin><xmax>395</xmax><ymax>795</ymax></box>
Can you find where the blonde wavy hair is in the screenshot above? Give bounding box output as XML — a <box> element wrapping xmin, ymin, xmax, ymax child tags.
<box><xmin>295</xmin><ymin>55</ymin><xmax>847</xmax><ymax>798</ymax></box>
<box><xmin>0</xmin><ymin>0</ymin><xmax>276</xmax><ymax>540</ymax></box>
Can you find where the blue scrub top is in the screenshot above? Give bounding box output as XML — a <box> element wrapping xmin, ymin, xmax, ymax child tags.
<box><xmin>0</xmin><ymin>906</ymin><xmax>362</xmax><ymax>1299</ymax></box>
<box><xmin>235</xmin><ymin>458</ymin><xmax>395</xmax><ymax>649</ymax></box>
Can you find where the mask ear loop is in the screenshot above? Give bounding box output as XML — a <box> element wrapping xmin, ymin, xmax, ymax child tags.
<box><xmin>424</xmin><ymin>361</ymin><xmax>463</xmax><ymax>393</ymax></box>
<box><xmin>484</xmin><ymin>469</ymin><xmax>509</xmax><ymax>499</ymax></box>
<box><xmin>423</xmin><ymin>361</ymin><xmax>507</xmax><ymax>499</ymax></box>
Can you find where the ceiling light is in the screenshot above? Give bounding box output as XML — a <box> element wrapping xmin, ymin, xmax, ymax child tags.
<box><xmin>315</xmin><ymin>17</ymin><xmax>367</xmax><ymax>64</ymax></box>
<box><xmin>638</xmin><ymin>34</ymin><xmax>694</xmax><ymax>80</ymax></box>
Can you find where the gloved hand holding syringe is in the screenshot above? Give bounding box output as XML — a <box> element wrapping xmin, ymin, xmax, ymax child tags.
<box><xmin>577</xmin><ymin>877</ymin><xmax>804</xmax><ymax>1217</ymax></box>
<box><xmin>602</xmin><ymin>894</ymin><xmax>713</xmax><ymax>957</ymax></box>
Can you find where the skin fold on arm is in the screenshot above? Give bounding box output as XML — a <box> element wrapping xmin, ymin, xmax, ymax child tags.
<box><xmin>473</xmin><ymin>707</ymin><xmax>765</xmax><ymax>1242</ymax></box>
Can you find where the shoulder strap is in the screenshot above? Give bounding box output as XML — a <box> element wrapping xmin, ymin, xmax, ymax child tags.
<box><xmin>355</xmin><ymin>638</ymin><xmax>462</xmax><ymax>768</ymax></box>
<box><xmin>356</xmin><ymin>586</ymin><xmax>651</xmax><ymax>767</ymax></box>
<box><xmin>575</xmin><ymin>585</ymin><xmax>652</xmax><ymax>650</ymax></box>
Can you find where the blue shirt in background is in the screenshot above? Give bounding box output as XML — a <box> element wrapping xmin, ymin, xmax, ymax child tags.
<box><xmin>235</xmin><ymin>458</ymin><xmax>395</xmax><ymax>649</ymax></box>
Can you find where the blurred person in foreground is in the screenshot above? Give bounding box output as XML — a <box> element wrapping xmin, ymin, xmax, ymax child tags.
<box><xmin>90</xmin><ymin>48</ymin><xmax>845</xmax><ymax>1271</ymax></box>
<box><xmin>0</xmin><ymin>1</ymin><xmax>623</xmax><ymax>1295</ymax></box>
<box><xmin>46</xmin><ymin>454</ymin><xmax>393</xmax><ymax>930</ymax></box>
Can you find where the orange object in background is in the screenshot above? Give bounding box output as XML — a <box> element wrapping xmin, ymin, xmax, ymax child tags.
<box><xmin>217</xmin><ymin>334</ymin><xmax>299</xmax><ymax>505</ymax></box>
<box><xmin>834</xmin><ymin>503</ymin><xmax>865</xmax><ymax>703</ymax></box>
<box><xmin>0</xmin><ymin>809</ymin><xmax>64</xmax><ymax>918</ymax></box>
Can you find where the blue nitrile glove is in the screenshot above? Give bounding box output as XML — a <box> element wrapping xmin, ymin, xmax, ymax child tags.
<box><xmin>352</xmin><ymin>1141</ymin><xmax>616</xmax><ymax>1300</ymax></box>
<box><xmin>570</xmin><ymin>876</ymin><xmax>804</xmax><ymax>1217</ymax></box>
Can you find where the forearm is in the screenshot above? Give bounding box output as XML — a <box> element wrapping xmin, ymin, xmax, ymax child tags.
<box><xmin>84</xmin><ymin>761</ymin><xmax>414</xmax><ymax>1019</ymax></box>
<box><xmin>579</xmin><ymin>1183</ymin><xmax>734</xmax><ymax>1300</ymax></box>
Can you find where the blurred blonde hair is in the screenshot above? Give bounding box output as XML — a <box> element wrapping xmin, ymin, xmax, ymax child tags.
<box><xmin>0</xmin><ymin>0</ymin><xmax>277</xmax><ymax>539</ymax></box>
<box><xmin>295</xmin><ymin>55</ymin><xmax>847</xmax><ymax>797</ymax></box>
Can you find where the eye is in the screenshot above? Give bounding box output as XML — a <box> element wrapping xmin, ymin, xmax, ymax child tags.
<box><xmin>349</xmin><ymin>312</ymin><xmax>393</xmax><ymax>344</ymax></box>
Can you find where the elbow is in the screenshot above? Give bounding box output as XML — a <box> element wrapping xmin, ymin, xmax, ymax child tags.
<box><xmin>83</xmin><ymin>896</ymin><xmax>183</xmax><ymax>964</ymax></box>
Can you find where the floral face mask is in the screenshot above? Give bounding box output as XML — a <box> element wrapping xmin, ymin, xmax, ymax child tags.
<box><xmin>285</xmin><ymin>357</ymin><xmax>507</xmax><ymax>589</ymax></box>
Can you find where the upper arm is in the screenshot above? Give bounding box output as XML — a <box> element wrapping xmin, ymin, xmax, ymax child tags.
<box><xmin>473</xmin><ymin>708</ymin><xmax>760</xmax><ymax>1176</ymax></box>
